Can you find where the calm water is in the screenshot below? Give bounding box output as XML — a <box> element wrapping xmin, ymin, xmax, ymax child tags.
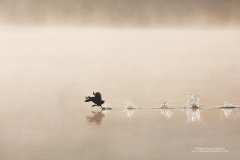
<box><xmin>0</xmin><ymin>27</ymin><xmax>240</xmax><ymax>160</ymax></box>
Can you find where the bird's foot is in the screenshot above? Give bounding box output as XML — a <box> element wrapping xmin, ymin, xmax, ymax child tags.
<box><xmin>101</xmin><ymin>107</ymin><xmax>112</xmax><ymax>110</ymax></box>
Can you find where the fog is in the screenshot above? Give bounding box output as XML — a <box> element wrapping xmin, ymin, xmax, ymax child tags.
<box><xmin>1</xmin><ymin>27</ymin><xmax>240</xmax><ymax>159</ymax></box>
<box><xmin>1</xmin><ymin>1</ymin><xmax>240</xmax><ymax>159</ymax></box>
<box><xmin>0</xmin><ymin>0</ymin><xmax>240</xmax><ymax>26</ymax></box>
<box><xmin>1</xmin><ymin>27</ymin><xmax>240</xmax><ymax>106</ymax></box>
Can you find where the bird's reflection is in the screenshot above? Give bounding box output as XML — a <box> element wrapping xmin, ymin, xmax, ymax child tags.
<box><xmin>86</xmin><ymin>111</ymin><xmax>105</xmax><ymax>125</ymax></box>
<box><xmin>185</xmin><ymin>109</ymin><xmax>201</xmax><ymax>122</ymax></box>
<box><xmin>160</xmin><ymin>109</ymin><xmax>173</xmax><ymax>118</ymax></box>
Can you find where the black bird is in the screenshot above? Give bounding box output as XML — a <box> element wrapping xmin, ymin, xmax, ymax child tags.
<box><xmin>85</xmin><ymin>92</ymin><xmax>105</xmax><ymax>109</ymax></box>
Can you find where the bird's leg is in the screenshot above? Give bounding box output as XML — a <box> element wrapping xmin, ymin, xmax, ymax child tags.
<box><xmin>92</xmin><ymin>105</ymin><xmax>97</xmax><ymax>107</ymax></box>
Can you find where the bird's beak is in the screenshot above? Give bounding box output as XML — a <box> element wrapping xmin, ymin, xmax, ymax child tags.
<box><xmin>85</xmin><ymin>96</ymin><xmax>88</xmax><ymax>102</ymax></box>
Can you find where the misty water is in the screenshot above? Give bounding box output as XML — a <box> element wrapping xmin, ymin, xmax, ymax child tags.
<box><xmin>0</xmin><ymin>27</ymin><xmax>240</xmax><ymax>160</ymax></box>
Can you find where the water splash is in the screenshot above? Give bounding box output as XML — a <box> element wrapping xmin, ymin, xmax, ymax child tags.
<box><xmin>123</xmin><ymin>101</ymin><xmax>135</xmax><ymax>118</ymax></box>
<box><xmin>161</xmin><ymin>101</ymin><xmax>171</xmax><ymax>109</ymax></box>
<box><xmin>186</xmin><ymin>95</ymin><xmax>200</xmax><ymax>109</ymax></box>
<box><xmin>222</xmin><ymin>101</ymin><xmax>233</xmax><ymax>108</ymax></box>
<box><xmin>101</xmin><ymin>103</ymin><xmax>112</xmax><ymax>112</ymax></box>
<box><xmin>124</xmin><ymin>101</ymin><xmax>135</xmax><ymax>110</ymax></box>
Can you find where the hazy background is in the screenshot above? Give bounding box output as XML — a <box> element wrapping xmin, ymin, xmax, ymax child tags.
<box><xmin>1</xmin><ymin>1</ymin><xmax>240</xmax><ymax>160</ymax></box>
<box><xmin>1</xmin><ymin>28</ymin><xmax>240</xmax><ymax>106</ymax></box>
<box><xmin>0</xmin><ymin>0</ymin><xmax>240</xmax><ymax>26</ymax></box>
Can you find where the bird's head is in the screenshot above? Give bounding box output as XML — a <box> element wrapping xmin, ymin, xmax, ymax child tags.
<box><xmin>85</xmin><ymin>96</ymin><xmax>90</xmax><ymax>102</ymax></box>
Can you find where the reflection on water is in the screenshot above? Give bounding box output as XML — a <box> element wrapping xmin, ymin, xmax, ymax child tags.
<box><xmin>124</xmin><ymin>108</ymin><xmax>240</xmax><ymax>121</ymax></box>
<box><xmin>126</xmin><ymin>109</ymin><xmax>135</xmax><ymax>118</ymax></box>
<box><xmin>160</xmin><ymin>109</ymin><xmax>173</xmax><ymax>118</ymax></box>
<box><xmin>185</xmin><ymin>109</ymin><xmax>201</xmax><ymax>122</ymax></box>
<box><xmin>221</xmin><ymin>109</ymin><xmax>233</xmax><ymax>118</ymax></box>
<box><xmin>123</xmin><ymin>107</ymin><xmax>240</xmax><ymax>121</ymax></box>
<box><xmin>86</xmin><ymin>111</ymin><xmax>105</xmax><ymax>125</ymax></box>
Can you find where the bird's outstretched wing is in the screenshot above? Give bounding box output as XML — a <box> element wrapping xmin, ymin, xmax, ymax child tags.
<box><xmin>93</xmin><ymin>92</ymin><xmax>102</xmax><ymax>100</ymax></box>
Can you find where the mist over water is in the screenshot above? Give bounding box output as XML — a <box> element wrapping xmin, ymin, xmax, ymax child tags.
<box><xmin>1</xmin><ymin>27</ymin><xmax>240</xmax><ymax>107</ymax></box>
<box><xmin>1</xmin><ymin>1</ymin><xmax>240</xmax><ymax>159</ymax></box>
<box><xmin>0</xmin><ymin>0</ymin><xmax>240</xmax><ymax>26</ymax></box>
